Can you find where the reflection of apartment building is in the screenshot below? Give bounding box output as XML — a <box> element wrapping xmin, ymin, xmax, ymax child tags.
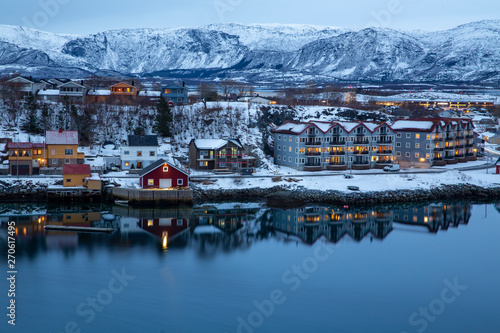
<box><xmin>192</xmin><ymin>207</ymin><xmax>260</xmax><ymax>233</ymax></box>
<box><xmin>272</xmin><ymin>207</ymin><xmax>393</xmax><ymax>244</ymax></box>
<box><xmin>392</xmin><ymin>118</ymin><xmax>477</xmax><ymax>168</ymax></box>
<box><xmin>273</xmin><ymin>120</ymin><xmax>396</xmax><ymax>171</ymax></box>
<box><xmin>392</xmin><ymin>204</ymin><xmax>471</xmax><ymax>233</ymax></box>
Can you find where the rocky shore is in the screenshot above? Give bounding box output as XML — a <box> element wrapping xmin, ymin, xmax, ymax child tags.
<box><xmin>193</xmin><ymin>184</ymin><xmax>500</xmax><ymax>207</ymax></box>
<box><xmin>1</xmin><ymin>180</ymin><xmax>499</xmax><ymax>207</ymax></box>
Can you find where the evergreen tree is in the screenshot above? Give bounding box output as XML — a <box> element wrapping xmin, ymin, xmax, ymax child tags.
<box><xmin>22</xmin><ymin>94</ymin><xmax>42</xmax><ymax>134</ymax></box>
<box><xmin>153</xmin><ymin>96</ymin><xmax>173</xmax><ymax>137</ymax></box>
<box><xmin>40</xmin><ymin>103</ymin><xmax>51</xmax><ymax>133</ymax></box>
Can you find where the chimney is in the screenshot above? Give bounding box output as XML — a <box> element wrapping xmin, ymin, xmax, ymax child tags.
<box><xmin>81</xmin><ymin>80</ymin><xmax>83</xmax><ymax>86</ymax></box>
<box><xmin>132</xmin><ymin>80</ymin><xmax>135</xmax><ymax>86</ymax></box>
<box><xmin>29</xmin><ymin>76</ymin><xmax>32</xmax><ymax>81</ymax></box>
<box><xmin>59</xmin><ymin>128</ymin><xmax>63</xmax><ymax>133</ymax></box>
<box><xmin>182</xmin><ymin>81</ymin><xmax>185</xmax><ymax>87</ymax></box>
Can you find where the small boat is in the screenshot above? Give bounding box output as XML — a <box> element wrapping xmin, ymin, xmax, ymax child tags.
<box><xmin>114</xmin><ymin>200</ymin><xmax>129</xmax><ymax>207</ymax></box>
<box><xmin>347</xmin><ymin>185</ymin><xmax>360</xmax><ymax>191</ymax></box>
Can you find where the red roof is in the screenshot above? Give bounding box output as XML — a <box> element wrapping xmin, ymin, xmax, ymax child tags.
<box><xmin>63</xmin><ymin>164</ymin><xmax>91</xmax><ymax>175</ymax></box>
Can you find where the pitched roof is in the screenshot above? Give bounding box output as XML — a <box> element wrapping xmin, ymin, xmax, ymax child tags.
<box><xmin>138</xmin><ymin>159</ymin><xmax>189</xmax><ymax>177</ymax></box>
<box><xmin>63</xmin><ymin>164</ymin><xmax>91</xmax><ymax>175</ymax></box>
<box><xmin>46</xmin><ymin>130</ymin><xmax>79</xmax><ymax>145</ymax></box>
<box><xmin>111</xmin><ymin>82</ymin><xmax>136</xmax><ymax>89</ymax></box>
<box><xmin>163</xmin><ymin>83</ymin><xmax>186</xmax><ymax>90</ymax></box>
<box><xmin>127</xmin><ymin>135</ymin><xmax>158</xmax><ymax>147</ymax></box>
<box><xmin>192</xmin><ymin>139</ymin><xmax>242</xmax><ymax>150</ymax></box>
<box><xmin>7</xmin><ymin>142</ymin><xmax>46</xmax><ymax>149</ymax></box>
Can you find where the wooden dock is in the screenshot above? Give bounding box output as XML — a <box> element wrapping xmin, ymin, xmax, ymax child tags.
<box><xmin>47</xmin><ymin>187</ymin><xmax>101</xmax><ymax>201</ymax></box>
<box><xmin>112</xmin><ymin>188</ymin><xmax>193</xmax><ymax>206</ymax></box>
<box><xmin>44</xmin><ymin>225</ymin><xmax>113</xmax><ymax>233</ymax></box>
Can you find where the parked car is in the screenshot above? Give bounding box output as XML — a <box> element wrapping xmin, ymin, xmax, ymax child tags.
<box><xmin>383</xmin><ymin>164</ymin><xmax>401</xmax><ymax>172</ymax></box>
<box><xmin>344</xmin><ymin>174</ymin><xmax>354</xmax><ymax>179</ymax></box>
<box><xmin>240</xmin><ymin>168</ymin><xmax>254</xmax><ymax>175</ymax></box>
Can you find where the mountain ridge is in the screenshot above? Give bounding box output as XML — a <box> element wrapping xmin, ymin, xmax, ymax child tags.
<box><xmin>1</xmin><ymin>20</ymin><xmax>500</xmax><ymax>83</ymax></box>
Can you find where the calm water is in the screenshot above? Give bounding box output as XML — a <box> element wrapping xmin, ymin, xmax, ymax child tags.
<box><xmin>1</xmin><ymin>201</ymin><xmax>500</xmax><ymax>333</ymax></box>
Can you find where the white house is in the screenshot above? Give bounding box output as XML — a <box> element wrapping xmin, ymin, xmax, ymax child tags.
<box><xmin>121</xmin><ymin>135</ymin><xmax>159</xmax><ymax>170</ymax></box>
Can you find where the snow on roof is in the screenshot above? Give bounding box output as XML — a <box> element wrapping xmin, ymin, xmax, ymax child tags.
<box><xmin>37</xmin><ymin>89</ymin><xmax>60</xmax><ymax>96</ymax></box>
<box><xmin>85</xmin><ymin>157</ymin><xmax>105</xmax><ymax>166</ymax></box>
<box><xmin>86</xmin><ymin>173</ymin><xmax>101</xmax><ymax>181</ymax></box>
<box><xmin>363</xmin><ymin>122</ymin><xmax>380</xmax><ymax>132</ymax></box>
<box><xmin>193</xmin><ymin>225</ymin><xmax>222</xmax><ymax>235</ymax></box>
<box><xmin>275</xmin><ymin>122</ymin><xmax>308</xmax><ymax>134</ymax></box>
<box><xmin>46</xmin><ymin>130</ymin><xmax>78</xmax><ymax>145</ymax></box>
<box><xmin>337</xmin><ymin>121</ymin><xmax>359</xmax><ymax>132</ymax></box>
<box><xmin>391</xmin><ymin>120</ymin><xmax>435</xmax><ymax>131</ymax></box>
<box><xmin>138</xmin><ymin>91</ymin><xmax>161</xmax><ymax>97</ymax></box>
<box><xmin>194</xmin><ymin>139</ymin><xmax>228</xmax><ymax>150</ymax></box>
<box><xmin>88</xmin><ymin>89</ymin><xmax>111</xmax><ymax>96</ymax></box>
<box><xmin>309</xmin><ymin>121</ymin><xmax>331</xmax><ymax>133</ymax></box>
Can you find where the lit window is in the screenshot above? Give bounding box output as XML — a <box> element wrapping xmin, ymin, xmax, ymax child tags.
<box><xmin>124</xmin><ymin>162</ymin><xmax>130</xmax><ymax>167</ymax></box>
<box><xmin>150</xmin><ymin>151</ymin><xmax>155</xmax><ymax>157</ymax></box>
<box><xmin>148</xmin><ymin>220</ymin><xmax>153</xmax><ymax>227</ymax></box>
<box><xmin>148</xmin><ymin>179</ymin><xmax>154</xmax><ymax>185</ymax></box>
<box><xmin>416</xmin><ymin>134</ymin><xmax>420</xmax><ymax>139</ymax></box>
<box><xmin>137</xmin><ymin>151</ymin><xmax>142</xmax><ymax>157</ymax></box>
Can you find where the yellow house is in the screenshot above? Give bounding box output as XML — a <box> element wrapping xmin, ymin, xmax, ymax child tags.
<box><xmin>63</xmin><ymin>164</ymin><xmax>91</xmax><ymax>187</ymax></box>
<box><xmin>46</xmin><ymin>130</ymin><xmax>84</xmax><ymax>168</ymax></box>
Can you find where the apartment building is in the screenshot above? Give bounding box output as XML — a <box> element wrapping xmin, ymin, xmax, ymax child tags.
<box><xmin>273</xmin><ymin>120</ymin><xmax>396</xmax><ymax>171</ymax></box>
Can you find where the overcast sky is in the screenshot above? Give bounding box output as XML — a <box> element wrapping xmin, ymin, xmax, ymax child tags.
<box><xmin>1</xmin><ymin>0</ymin><xmax>498</xmax><ymax>35</ymax></box>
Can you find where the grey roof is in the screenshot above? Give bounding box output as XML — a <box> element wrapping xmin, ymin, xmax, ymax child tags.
<box><xmin>127</xmin><ymin>135</ymin><xmax>158</xmax><ymax>147</ymax></box>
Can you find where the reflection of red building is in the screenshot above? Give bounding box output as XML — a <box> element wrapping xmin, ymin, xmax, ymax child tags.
<box><xmin>139</xmin><ymin>218</ymin><xmax>190</xmax><ymax>248</ymax></box>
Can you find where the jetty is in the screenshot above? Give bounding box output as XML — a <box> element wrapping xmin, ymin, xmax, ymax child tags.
<box><xmin>44</xmin><ymin>225</ymin><xmax>113</xmax><ymax>233</ymax></box>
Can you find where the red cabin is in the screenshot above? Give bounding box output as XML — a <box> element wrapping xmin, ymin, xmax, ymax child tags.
<box><xmin>138</xmin><ymin>159</ymin><xmax>189</xmax><ymax>189</ymax></box>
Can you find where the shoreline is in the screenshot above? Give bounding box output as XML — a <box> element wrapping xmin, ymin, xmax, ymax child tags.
<box><xmin>1</xmin><ymin>182</ymin><xmax>500</xmax><ymax>207</ymax></box>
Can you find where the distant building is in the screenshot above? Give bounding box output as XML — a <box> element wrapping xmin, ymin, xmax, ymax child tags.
<box><xmin>5</xmin><ymin>76</ymin><xmax>46</xmax><ymax>95</ymax></box>
<box><xmin>238</xmin><ymin>96</ymin><xmax>277</xmax><ymax>105</ymax></box>
<box><xmin>161</xmin><ymin>83</ymin><xmax>188</xmax><ymax>105</ymax></box>
<box><xmin>121</xmin><ymin>135</ymin><xmax>159</xmax><ymax>170</ymax></box>
<box><xmin>138</xmin><ymin>159</ymin><xmax>189</xmax><ymax>189</ymax></box>
<box><xmin>188</xmin><ymin>139</ymin><xmax>254</xmax><ymax>171</ymax></box>
<box><xmin>110</xmin><ymin>82</ymin><xmax>138</xmax><ymax>101</ymax></box>
<box><xmin>58</xmin><ymin>81</ymin><xmax>88</xmax><ymax>102</ymax></box>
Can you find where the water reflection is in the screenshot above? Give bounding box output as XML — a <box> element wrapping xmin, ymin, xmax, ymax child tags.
<box><xmin>0</xmin><ymin>202</ymin><xmax>475</xmax><ymax>257</ymax></box>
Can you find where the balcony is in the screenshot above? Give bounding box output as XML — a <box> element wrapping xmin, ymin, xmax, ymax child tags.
<box><xmin>306</xmin><ymin>132</ymin><xmax>316</xmax><ymax>137</ymax></box>
<box><xmin>433</xmin><ymin>147</ymin><xmax>444</xmax><ymax>152</ymax></box>
<box><xmin>445</xmin><ymin>136</ymin><xmax>454</xmax><ymax>141</ymax></box>
<box><xmin>305</xmin><ymin>141</ymin><xmax>322</xmax><ymax>146</ymax></box>
<box><xmin>353</xmin><ymin>161</ymin><xmax>369</xmax><ymax>165</ymax></box>
<box><xmin>327</xmin><ymin>163</ymin><xmax>347</xmax><ymax>171</ymax></box>
<box><xmin>377</xmin><ymin>138</ymin><xmax>393</xmax><ymax>144</ymax></box>
<box><xmin>433</xmin><ymin>157</ymin><xmax>444</xmax><ymax>161</ymax></box>
<box><xmin>465</xmin><ymin>143</ymin><xmax>474</xmax><ymax>148</ymax></box>
<box><xmin>456</xmin><ymin>144</ymin><xmax>465</xmax><ymax>149</ymax></box>
<box><xmin>353</xmin><ymin>151</ymin><xmax>369</xmax><ymax>155</ymax></box>
<box><xmin>304</xmin><ymin>163</ymin><xmax>322</xmax><ymax>171</ymax></box>
<box><xmin>305</xmin><ymin>152</ymin><xmax>321</xmax><ymax>156</ymax></box>
<box><xmin>465</xmin><ymin>153</ymin><xmax>475</xmax><ymax>157</ymax></box>
<box><xmin>377</xmin><ymin>150</ymin><xmax>393</xmax><ymax>155</ymax></box>
<box><xmin>330</xmin><ymin>151</ymin><xmax>346</xmax><ymax>156</ymax></box>
<box><xmin>353</xmin><ymin>139</ymin><xmax>370</xmax><ymax>145</ymax></box>
<box><xmin>330</xmin><ymin>140</ymin><xmax>346</xmax><ymax>146</ymax></box>
<box><xmin>466</xmin><ymin>135</ymin><xmax>475</xmax><ymax>139</ymax></box>
<box><xmin>456</xmin><ymin>135</ymin><xmax>465</xmax><ymax>140</ymax></box>
<box><xmin>434</xmin><ymin>137</ymin><xmax>444</xmax><ymax>142</ymax></box>
<box><xmin>445</xmin><ymin>146</ymin><xmax>455</xmax><ymax>150</ymax></box>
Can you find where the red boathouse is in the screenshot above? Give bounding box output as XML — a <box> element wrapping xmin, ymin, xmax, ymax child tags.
<box><xmin>138</xmin><ymin>159</ymin><xmax>189</xmax><ymax>189</ymax></box>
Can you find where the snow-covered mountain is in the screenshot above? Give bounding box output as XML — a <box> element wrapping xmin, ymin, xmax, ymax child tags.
<box><xmin>1</xmin><ymin>20</ymin><xmax>500</xmax><ymax>83</ymax></box>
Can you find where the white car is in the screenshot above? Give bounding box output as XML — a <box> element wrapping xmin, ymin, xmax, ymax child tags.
<box><xmin>383</xmin><ymin>164</ymin><xmax>401</xmax><ymax>172</ymax></box>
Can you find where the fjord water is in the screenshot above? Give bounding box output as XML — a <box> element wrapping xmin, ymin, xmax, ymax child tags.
<box><xmin>1</xmin><ymin>202</ymin><xmax>499</xmax><ymax>333</ymax></box>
